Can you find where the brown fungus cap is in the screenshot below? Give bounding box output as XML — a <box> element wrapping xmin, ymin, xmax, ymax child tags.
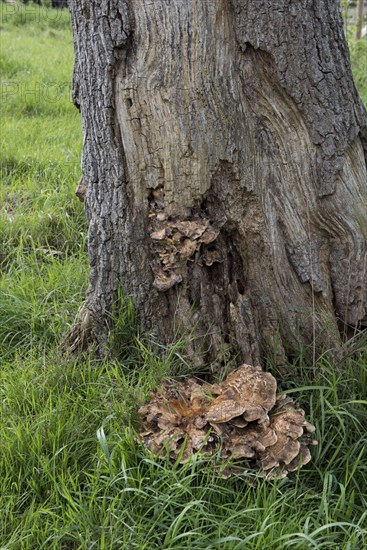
<box><xmin>138</xmin><ymin>365</ymin><xmax>317</xmax><ymax>480</ymax></box>
<box><xmin>204</xmin><ymin>365</ymin><xmax>277</xmax><ymax>425</ymax></box>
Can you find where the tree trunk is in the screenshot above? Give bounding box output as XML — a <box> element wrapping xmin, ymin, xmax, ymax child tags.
<box><xmin>66</xmin><ymin>0</ymin><xmax>367</xmax><ymax>368</ymax></box>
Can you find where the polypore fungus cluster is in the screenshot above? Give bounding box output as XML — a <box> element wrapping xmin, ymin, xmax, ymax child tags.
<box><xmin>138</xmin><ymin>365</ymin><xmax>317</xmax><ymax>479</ymax></box>
<box><xmin>148</xmin><ymin>187</ymin><xmax>222</xmax><ymax>291</ymax></box>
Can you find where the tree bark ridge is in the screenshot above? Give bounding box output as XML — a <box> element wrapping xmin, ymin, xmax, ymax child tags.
<box><xmin>67</xmin><ymin>0</ymin><xmax>367</xmax><ymax>367</ymax></box>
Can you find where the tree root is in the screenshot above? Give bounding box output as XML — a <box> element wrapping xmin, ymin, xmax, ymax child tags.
<box><xmin>62</xmin><ymin>305</ymin><xmax>108</xmax><ymax>356</ymax></box>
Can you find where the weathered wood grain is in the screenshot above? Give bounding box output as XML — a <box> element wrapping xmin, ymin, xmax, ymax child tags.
<box><xmin>67</xmin><ymin>0</ymin><xmax>367</xmax><ymax>366</ymax></box>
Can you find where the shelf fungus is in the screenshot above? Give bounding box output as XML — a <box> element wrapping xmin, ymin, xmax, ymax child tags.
<box><xmin>138</xmin><ymin>365</ymin><xmax>317</xmax><ymax>479</ymax></box>
<box><xmin>148</xmin><ymin>212</ymin><xmax>221</xmax><ymax>291</ymax></box>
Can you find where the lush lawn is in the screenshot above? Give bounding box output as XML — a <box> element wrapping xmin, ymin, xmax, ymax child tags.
<box><xmin>1</xmin><ymin>3</ymin><xmax>366</xmax><ymax>549</ymax></box>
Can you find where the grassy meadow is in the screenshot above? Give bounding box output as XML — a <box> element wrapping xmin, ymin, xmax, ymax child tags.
<box><xmin>0</xmin><ymin>3</ymin><xmax>367</xmax><ymax>549</ymax></box>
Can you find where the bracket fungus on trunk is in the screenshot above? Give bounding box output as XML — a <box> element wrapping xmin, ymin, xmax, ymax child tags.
<box><xmin>138</xmin><ymin>365</ymin><xmax>317</xmax><ymax>479</ymax></box>
<box><xmin>148</xmin><ymin>206</ymin><xmax>222</xmax><ymax>292</ymax></box>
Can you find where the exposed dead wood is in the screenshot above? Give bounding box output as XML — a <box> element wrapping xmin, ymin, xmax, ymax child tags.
<box><xmin>67</xmin><ymin>0</ymin><xmax>367</xmax><ymax>364</ymax></box>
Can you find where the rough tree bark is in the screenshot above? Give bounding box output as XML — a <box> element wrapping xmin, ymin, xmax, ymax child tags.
<box><xmin>66</xmin><ymin>0</ymin><xmax>367</xmax><ymax>367</ymax></box>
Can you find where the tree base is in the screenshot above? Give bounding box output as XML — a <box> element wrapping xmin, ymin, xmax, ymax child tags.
<box><xmin>62</xmin><ymin>306</ymin><xmax>108</xmax><ymax>356</ymax></box>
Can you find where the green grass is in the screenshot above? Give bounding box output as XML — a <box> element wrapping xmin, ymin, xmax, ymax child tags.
<box><xmin>0</xmin><ymin>3</ymin><xmax>367</xmax><ymax>549</ymax></box>
<box><xmin>1</xmin><ymin>348</ymin><xmax>366</xmax><ymax>549</ymax></box>
<box><xmin>345</xmin><ymin>25</ymin><xmax>367</xmax><ymax>106</ymax></box>
<box><xmin>0</xmin><ymin>1</ymin><xmax>83</xmax><ymax>268</ymax></box>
